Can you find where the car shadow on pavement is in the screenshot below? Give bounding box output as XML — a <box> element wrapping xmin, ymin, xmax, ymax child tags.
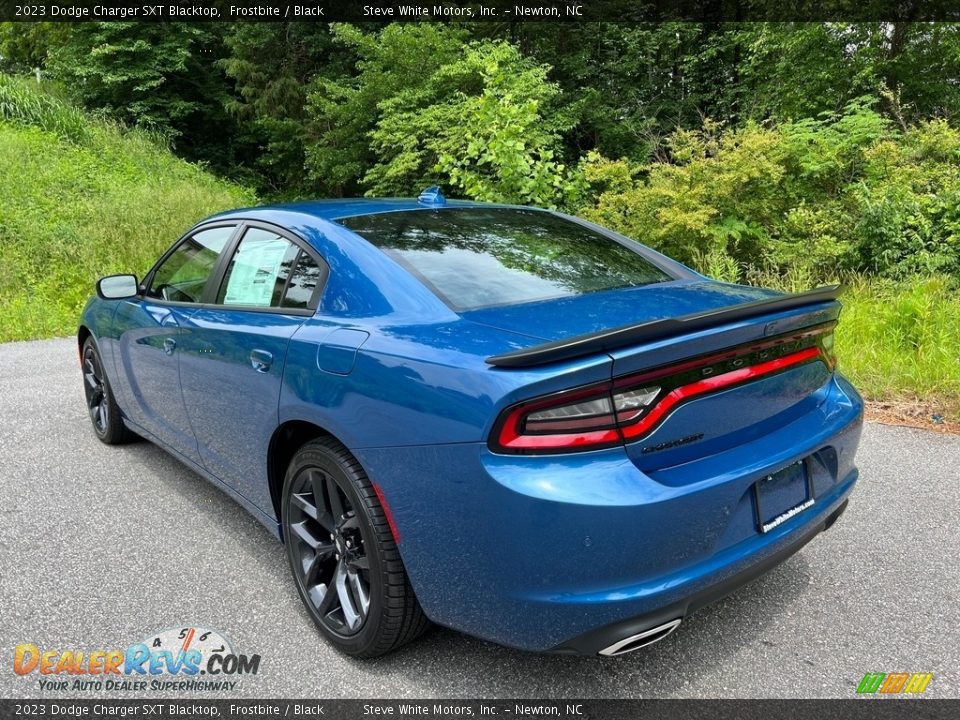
<box><xmin>119</xmin><ymin>436</ymin><xmax>813</xmax><ymax>699</ymax></box>
<box><xmin>357</xmin><ymin>559</ymin><xmax>810</xmax><ymax>697</ymax></box>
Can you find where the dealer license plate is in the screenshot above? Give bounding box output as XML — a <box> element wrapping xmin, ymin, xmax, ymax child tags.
<box><xmin>753</xmin><ymin>459</ymin><xmax>815</xmax><ymax>533</ymax></box>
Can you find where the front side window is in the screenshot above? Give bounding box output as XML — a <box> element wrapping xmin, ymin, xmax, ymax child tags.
<box><xmin>148</xmin><ymin>226</ymin><xmax>235</xmax><ymax>303</ymax></box>
<box><xmin>338</xmin><ymin>209</ymin><xmax>673</xmax><ymax>311</ymax></box>
<box><xmin>216</xmin><ymin>227</ymin><xmax>322</xmax><ymax>309</ymax></box>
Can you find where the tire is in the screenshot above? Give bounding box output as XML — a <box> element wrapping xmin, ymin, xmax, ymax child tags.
<box><xmin>281</xmin><ymin>437</ymin><xmax>429</xmax><ymax>657</ymax></box>
<box><xmin>81</xmin><ymin>337</ymin><xmax>134</xmax><ymax>445</ymax></box>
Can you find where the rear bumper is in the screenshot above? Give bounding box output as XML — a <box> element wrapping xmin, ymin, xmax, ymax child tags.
<box><xmin>552</xmin><ymin>496</ymin><xmax>850</xmax><ymax>655</ymax></box>
<box><xmin>355</xmin><ymin>374</ymin><xmax>864</xmax><ymax>653</ymax></box>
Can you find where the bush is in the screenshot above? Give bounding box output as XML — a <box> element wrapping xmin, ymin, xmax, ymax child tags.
<box><xmin>305</xmin><ymin>25</ymin><xmax>578</xmax><ymax>206</ymax></box>
<box><xmin>576</xmin><ymin>101</ymin><xmax>960</xmax><ymax>282</ymax></box>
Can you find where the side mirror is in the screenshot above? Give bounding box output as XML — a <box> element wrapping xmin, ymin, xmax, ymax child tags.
<box><xmin>97</xmin><ymin>274</ymin><xmax>139</xmax><ymax>300</ymax></box>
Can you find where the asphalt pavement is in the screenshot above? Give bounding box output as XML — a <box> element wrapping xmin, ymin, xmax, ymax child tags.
<box><xmin>1</xmin><ymin>337</ymin><xmax>958</xmax><ymax>699</ymax></box>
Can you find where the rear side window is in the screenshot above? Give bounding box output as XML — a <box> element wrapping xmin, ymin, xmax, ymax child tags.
<box><xmin>147</xmin><ymin>226</ymin><xmax>235</xmax><ymax>303</ymax></box>
<box><xmin>216</xmin><ymin>227</ymin><xmax>323</xmax><ymax>310</ymax></box>
<box><xmin>338</xmin><ymin>209</ymin><xmax>672</xmax><ymax>311</ymax></box>
<box><xmin>281</xmin><ymin>252</ymin><xmax>323</xmax><ymax>309</ymax></box>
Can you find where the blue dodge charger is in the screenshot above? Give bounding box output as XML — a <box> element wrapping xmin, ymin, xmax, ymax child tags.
<box><xmin>79</xmin><ymin>188</ymin><xmax>863</xmax><ymax>657</ymax></box>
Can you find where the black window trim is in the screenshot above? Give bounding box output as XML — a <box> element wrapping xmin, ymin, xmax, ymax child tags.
<box><xmin>141</xmin><ymin>219</ymin><xmax>329</xmax><ymax>316</ymax></box>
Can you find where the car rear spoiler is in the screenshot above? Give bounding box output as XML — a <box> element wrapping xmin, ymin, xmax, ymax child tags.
<box><xmin>485</xmin><ymin>284</ymin><xmax>844</xmax><ymax>368</ymax></box>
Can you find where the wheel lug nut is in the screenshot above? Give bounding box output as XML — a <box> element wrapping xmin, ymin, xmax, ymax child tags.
<box><xmin>346</xmin><ymin>540</ymin><xmax>352</xmax><ymax>548</ymax></box>
<box><xmin>330</xmin><ymin>534</ymin><xmax>334</xmax><ymax>540</ymax></box>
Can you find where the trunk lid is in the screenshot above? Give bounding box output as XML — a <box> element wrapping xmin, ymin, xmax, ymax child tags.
<box><xmin>479</xmin><ymin>281</ymin><xmax>842</xmax><ymax>469</ymax></box>
<box><xmin>461</xmin><ymin>280</ymin><xmax>780</xmax><ymax>341</ymax></box>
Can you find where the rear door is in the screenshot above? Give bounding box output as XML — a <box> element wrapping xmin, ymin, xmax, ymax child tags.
<box><xmin>177</xmin><ymin>223</ymin><xmax>327</xmax><ymax>512</ymax></box>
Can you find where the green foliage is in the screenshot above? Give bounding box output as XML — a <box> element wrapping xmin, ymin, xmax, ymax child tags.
<box><xmin>0</xmin><ymin>22</ymin><xmax>68</xmax><ymax>74</ymax></box>
<box><xmin>304</xmin><ymin>25</ymin><xmax>577</xmax><ymax>205</ymax></box>
<box><xmin>8</xmin><ymin>22</ymin><xmax>960</xmax><ymax>199</ymax></box>
<box><xmin>304</xmin><ymin>23</ymin><xmax>469</xmax><ymax>196</ymax></box>
<box><xmin>45</xmin><ymin>22</ymin><xmax>237</xmax><ymax>169</ymax></box>
<box><xmin>366</xmin><ymin>39</ymin><xmax>573</xmax><ymax>206</ymax></box>
<box><xmin>0</xmin><ymin>79</ymin><xmax>254</xmax><ymax>342</ymax></box>
<box><xmin>578</xmin><ymin>102</ymin><xmax>960</xmax><ymax>281</ymax></box>
<box><xmin>0</xmin><ymin>74</ymin><xmax>90</xmax><ymax>142</ymax></box>
<box><xmin>220</xmin><ymin>23</ymin><xmax>345</xmax><ymax>196</ymax></box>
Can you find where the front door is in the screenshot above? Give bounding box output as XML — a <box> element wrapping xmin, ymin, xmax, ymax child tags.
<box><xmin>112</xmin><ymin>225</ymin><xmax>237</xmax><ymax>463</ymax></box>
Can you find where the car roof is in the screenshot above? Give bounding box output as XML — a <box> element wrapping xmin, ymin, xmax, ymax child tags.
<box><xmin>199</xmin><ymin>197</ymin><xmax>547</xmax><ymax>322</ymax></box>
<box><xmin>207</xmin><ymin>197</ymin><xmax>517</xmax><ymax>224</ymax></box>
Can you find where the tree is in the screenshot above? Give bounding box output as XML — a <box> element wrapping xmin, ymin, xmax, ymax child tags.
<box><xmin>0</xmin><ymin>22</ymin><xmax>67</xmax><ymax>74</ymax></box>
<box><xmin>304</xmin><ymin>23</ymin><xmax>469</xmax><ymax>197</ymax></box>
<box><xmin>47</xmin><ymin>22</ymin><xmax>236</xmax><ymax>169</ymax></box>
<box><xmin>220</xmin><ymin>23</ymin><xmax>345</xmax><ymax>196</ymax></box>
<box><xmin>366</xmin><ymin>39</ymin><xmax>574</xmax><ymax>205</ymax></box>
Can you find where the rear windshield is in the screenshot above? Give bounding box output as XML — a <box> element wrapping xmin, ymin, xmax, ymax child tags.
<box><xmin>337</xmin><ymin>208</ymin><xmax>672</xmax><ymax>311</ymax></box>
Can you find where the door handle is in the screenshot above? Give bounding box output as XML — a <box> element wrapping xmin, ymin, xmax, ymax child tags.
<box><xmin>163</xmin><ymin>338</ymin><xmax>177</xmax><ymax>356</ymax></box>
<box><xmin>250</xmin><ymin>349</ymin><xmax>273</xmax><ymax>373</ymax></box>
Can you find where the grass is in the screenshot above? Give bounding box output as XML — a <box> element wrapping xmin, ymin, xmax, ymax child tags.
<box><xmin>837</xmin><ymin>276</ymin><xmax>960</xmax><ymax>421</ymax></box>
<box><xmin>0</xmin><ymin>75</ymin><xmax>254</xmax><ymax>342</ymax></box>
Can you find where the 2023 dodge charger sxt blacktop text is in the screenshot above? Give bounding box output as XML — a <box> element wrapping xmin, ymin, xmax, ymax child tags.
<box><xmin>79</xmin><ymin>188</ymin><xmax>863</xmax><ymax>657</ymax></box>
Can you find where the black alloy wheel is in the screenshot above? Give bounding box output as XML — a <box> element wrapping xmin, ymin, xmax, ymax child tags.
<box><xmin>81</xmin><ymin>337</ymin><xmax>133</xmax><ymax>444</ymax></box>
<box><xmin>281</xmin><ymin>438</ymin><xmax>429</xmax><ymax>657</ymax></box>
<box><xmin>288</xmin><ymin>464</ymin><xmax>371</xmax><ymax>635</ymax></box>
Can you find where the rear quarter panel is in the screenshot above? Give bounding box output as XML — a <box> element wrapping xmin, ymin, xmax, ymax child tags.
<box><xmin>278</xmin><ymin>317</ymin><xmax>614</xmax><ymax>449</ymax></box>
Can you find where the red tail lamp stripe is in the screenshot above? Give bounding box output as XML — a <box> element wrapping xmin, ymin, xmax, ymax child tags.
<box><xmin>619</xmin><ymin>346</ymin><xmax>822</xmax><ymax>440</ymax></box>
<box><xmin>498</xmin><ymin>423</ymin><xmax>620</xmax><ymax>451</ymax></box>
<box><xmin>494</xmin><ymin>345</ymin><xmax>825</xmax><ymax>453</ymax></box>
<box><xmin>372</xmin><ymin>482</ymin><xmax>401</xmax><ymax>544</ymax></box>
<box><xmin>613</xmin><ymin>325</ymin><xmax>833</xmax><ymax>388</ymax></box>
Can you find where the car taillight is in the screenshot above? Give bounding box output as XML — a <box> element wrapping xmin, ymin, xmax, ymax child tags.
<box><xmin>494</xmin><ymin>384</ymin><xmax>624</xmax><ymax>452</ymax></box>
<box><xmin>490</xmin><ymin>323</ymin><xmax>836</xmax><ymax>455</ymax></box>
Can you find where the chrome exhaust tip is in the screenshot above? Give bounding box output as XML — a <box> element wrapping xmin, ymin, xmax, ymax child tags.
<box><xmin>598</xmin><ymin>618</ymin><xmax>682</xmax><ymax>656</ymax></box>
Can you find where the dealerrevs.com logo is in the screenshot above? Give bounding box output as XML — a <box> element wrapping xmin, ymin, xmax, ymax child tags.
<box><xmin>13</xmin><ymin>627</ymin><xmax>261</xmax><ymax>692</ymax></box>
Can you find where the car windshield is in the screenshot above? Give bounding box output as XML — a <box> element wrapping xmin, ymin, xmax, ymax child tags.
<box><xmin>338</xmin><ymin>208</ymin><xmax>672</xmax><ymax>311</ymax></box>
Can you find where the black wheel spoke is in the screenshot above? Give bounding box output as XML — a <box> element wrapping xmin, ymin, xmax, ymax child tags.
<box><xmin>336</xmin><ymin>562</ymin><xmax>362</xmax><ymax>630</ymax></box>
<box><xmin>290</xmin><ymin>520</ymin><xmax>322</xmax><ymax>549</ymax></box>
<box><xmin>348</xmin><ymin>569</ymin><xmax>371</xmax><ymax>618</ymax></box>
<box><xmin>303</xmin><ymin>543</ymin><xmax>334</xmax><ymax>584</ymax></box>
<box><xmin>317</xmin><ymin>562</ymin><xmax>342</xmax><ymax>617</ymax></box>
<box><xmin>326</xmin><ymin>475</ymin><xmax>345</xmax><ymax>522</ymax></box>
<box><xmin>309</xmin><ymin>471</ymin><xmax>336</xmax><ymax>532</ymax></box>
<box><xmin>308</xmin><ymin>581</ymin><xmax>334</xmax><ymax>616</ymax></box>
<box><xmin>339</xmin><ymin>514</ymin><xmax>360</xmax><ymax>531</ymax></box>
<box><xmin>347</xmin><ymin>555</ymin><xmax>370</xmax><ymax>571</ymax></box>
<box><xmin>291</xmin><ymin>491</ymin><xmax>318</xmax><ymax>521</ymax></box>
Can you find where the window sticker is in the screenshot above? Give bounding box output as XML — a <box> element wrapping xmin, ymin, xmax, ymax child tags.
<box><xmin>223</xmin><ymin>236</ymin><xmax>290</xmax><ymax>307</ymax></box>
